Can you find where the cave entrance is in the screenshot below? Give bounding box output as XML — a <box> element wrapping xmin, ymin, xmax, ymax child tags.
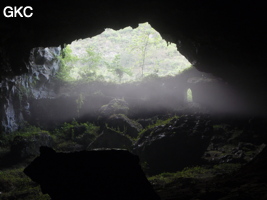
<box><xmin>186</xmin><ymin>88</ymin><xmax>193</xmax><ymax>103</ymax></box>
<box><xmin>57</xmin><ymin>22</ymin><xmax>192</xmax><ymax>83</ymax></box>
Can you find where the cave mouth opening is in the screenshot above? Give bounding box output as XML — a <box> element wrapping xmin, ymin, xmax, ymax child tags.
<box><xmin>186</xmin><ymin>88</ymin><xmax>193</xmax><ymax>103</ymax></box>
<box><xmin>58</xmin><ymin>22</ymin><xmax>192</xmax><ymax>84</ymax></box>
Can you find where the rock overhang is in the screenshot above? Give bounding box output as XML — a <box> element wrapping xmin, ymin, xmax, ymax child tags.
<box><xmin>1</xmin><ymin>0</ymin><xmax>267</xmax><ymax>113</ymax></box>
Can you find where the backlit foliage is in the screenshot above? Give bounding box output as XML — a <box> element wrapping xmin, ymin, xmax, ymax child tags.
<box><xmin>57</xmin><ymin>22</ymin><xmax>191</xmax><ymax>83</ymax></box>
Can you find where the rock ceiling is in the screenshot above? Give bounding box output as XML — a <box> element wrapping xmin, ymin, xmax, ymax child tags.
<box><xmin>1</xmin><ymin>0</ymin><xmax>267</xmax><ymax>113</ymax></box>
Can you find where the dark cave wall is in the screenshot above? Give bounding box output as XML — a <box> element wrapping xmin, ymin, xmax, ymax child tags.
<box><xmin>1</xmin><ymin>0</ymin><xmax>267</xmax><ymax>117</ymax></box>
<box><xmin>1</xmin><ymin>1</ymin><xmax>267</xmax><ymax>76</ymax></box>
<box><xmin>189</xmin><ymin>80</ymin><xmax>247</xmax><ymax>114</ymax></box>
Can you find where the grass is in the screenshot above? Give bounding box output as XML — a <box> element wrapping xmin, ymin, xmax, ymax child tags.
<box><xmin>51</xmin><ymin>120</ymin><xmax>100</xmax><ymax>150</ymax></box>
<box><xmin>148</xmin><ymin>163</ymin><xmax>243</xmax><ymax>187</ymax></box>
<box><xmin>148</xmin><ymin>166</ymin><xmax>212</xmax><ymax>185</ymax></box>
<box><xmin>0</xmin><ymin>121</ymin><xmax>100</xmax><ymax>199</ymax></box>
<box><xmin>0</xmin><ymin>167</ymin><xmax>50</xmax><ymax>200</ymax></box>
<box><xmin>0</xmin><ymin>124</ymin><xmax>53</xmax><ymax>148</ymax></box>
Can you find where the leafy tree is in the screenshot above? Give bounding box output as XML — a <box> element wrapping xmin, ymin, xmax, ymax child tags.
<box><xmin>57</xmin><ymin>45</ymin><xmax>103</xmax><ymax>82</ymax></box>
<box><xmin>77</xmin><ymin>46</ymin><xmax>102</xmax><ymax>81</ymax></box>
<box><xmin>60</xmin><ymin>22</ymin><xmax>192</xmax><ymax>83</ymax></box>
<box><xmin>105</xmin><ymin>54</ymin><xmax>132</xmax><ymax>83</ymax></box>
<box><xmin>56</xmin><ymin>45</ymin><xmax>78</xmax><ymax>82</ymax></box>
<box><xmin>128</xmin><ymin>23</ymin><xmax>167</xmax><ymax>78</ymax></box>
<box><xmin>129</xmin><ymin>25</ymin><xmax>152</xmax><ymax>78</ymax></box>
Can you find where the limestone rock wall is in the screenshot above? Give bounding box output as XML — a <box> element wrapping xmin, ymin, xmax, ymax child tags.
<box><xmin>0</xmin><ymin>47</ymin><xmax>60</xmax><ymax>133</ymax></box>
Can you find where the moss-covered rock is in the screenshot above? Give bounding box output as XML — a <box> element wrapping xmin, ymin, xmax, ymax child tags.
<box><xmin>53</xmin><ymin>120</ymin><xmax>99</xmax><ymax>151</ymax></box>
<box><xmin>133</xmin><ymin>114</ymin><xmax>212</xmax><ymax>175</ymax></box>
<box><xmin>87</xmin><ymin>129</ymin><xmax>133</xmax><ymax>150</ymax></box>
<box><xmin>99</xmin><ymin>98</ymin><xmax>129</xmax><ymax>118</ymax></box>
<box><xmin>10</xmin><ymin>131</ymin><xmax>54</xmax><ymax>159</ymax></box>
<box><xmin>107</xmin><ymin>114</ymin><xmax>143</xmax><ymax>138</ymax></box>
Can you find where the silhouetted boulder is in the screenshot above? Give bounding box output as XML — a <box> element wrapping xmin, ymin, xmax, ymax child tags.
<box><xmin>24</xmin><ymin>146</ymin><xmax>160</xmax><ymax>200</ymax></box>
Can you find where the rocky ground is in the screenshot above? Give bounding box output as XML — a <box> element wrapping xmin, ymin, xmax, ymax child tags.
<box><xmin>0</xmin><ymin>103</ymin><xmax>267</xmax><ymax>199</ymax></box>
<box><xmin>154</xmin><ymin>146</ymin><xmax>267</xmax><ymax>200</ymax></box>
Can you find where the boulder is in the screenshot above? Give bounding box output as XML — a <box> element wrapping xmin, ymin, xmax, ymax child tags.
<box><xmin>24</xmin><ymin>146</ymin><xmax>160</xmax><ymax>200</ymax></box>
<box><xmin>137</xmin><ymin>118</ymin><xmax>154</xmax><ymax>128</ymax></box>
<box><xmin>99</xmin><ymin>98</ymin><xmax>129</xmax><ymax>118</ymax></box>
<box><xmin>87</xmin><ymin>129</ymin><xmax>133</xmax><ymax>150</ymax></box>
<box><xmin>133</xmin><ymin>115</ymin><xmax>211</xmax><ymax>175</ymax></box>
<box><xmin>10</xmin><ymin>132</ymin><xmax>54</xmax><ymax>159</ymax></box>
<box><xmin>107</xmin><ymin>114</ymin><xmax>143</xmax><ymax>138</ymax></box>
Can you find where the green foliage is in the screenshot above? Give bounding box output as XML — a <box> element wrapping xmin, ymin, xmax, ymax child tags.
<box><xmin>17</xmin><ymin>82</ymin><xmax>33</xmax><ymax>102</ymax></box>
<box><xmin>99</xmin><ymin>98</ymin><xmax>129</xmax><ymax>117</ymax></box>
<box><xmin>105</xmin><ymin>123</ymin><xmax>125</xmax><ymax>135</ymax></box>
<box><xmin>53</xmin><ymin>120</ymin><xmax>99</xmax><ymax>148</ymax></box>
<box><xmin>148</xmin><ymin>166</ymin><xmax>211</xmax><ymax>185</ymax></box>
<box><xmin>127</xmin><ymin>23</ymin><xmax>167</xmax><ymax>78</ymax></box>
<box><xmin>213</xmin><ymin>163</ymin><xmax>242</xmax><ymax>174</ymax></box>
<box><xmin>148</xmin><ymin>163</ymin><xmax>243</xmax><ymax>186</ymax></box>
<box><xmin>129</xmin><ymin>25</ymin><xmax>151</xmax><ymax>78</ymax></box>
<box><xmin>77</xmin><ymin>46</ymin><xmax>102</xmax><ymax>81</ymax></box>
<box><xmin>0</xmin><ymin>124</ymin><xmax>51</xmax><ymax>148</ymax></box>
<box><xmin>179</xmin><ymin>166</ymin><xmax>214</xmax><ymax>178</ymax></box>
<box><xmin>56</xmin><ymin>44</ymin><xmax>103</xmax><ymax>82</ymax></box>
<box><xmin>56</xmin><ymin>44</ymin><xmax>78</xmax><ymax>82</ymax></box>
<box><xmin>138</xmin><ymin>115</ymin><xmax>179</xmax><ymax>137</ymax></box>
<box><xmin>104</xmin><ymin>123</ymin><xmax>137</xmax><ymax>143</ymax></box>
<box><xmin>0</xmin><ymin>168</ymin><xmax>50</xmax><ymax>200</ymax></box>
<box><xmin>61</xmin><ymin>22</ymin><xmax>191</xmax><ymax>83</ymax></box>
<box><xmin>105</xmin><ymin>54</ymin><xmax>132</xmax><ymax>82</ymax></box>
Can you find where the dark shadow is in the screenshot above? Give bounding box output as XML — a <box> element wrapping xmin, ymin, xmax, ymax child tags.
<box><xmin>24</xmin><ymin>146</ymin><xmax>161</xmax><ymax>200</ymax></box>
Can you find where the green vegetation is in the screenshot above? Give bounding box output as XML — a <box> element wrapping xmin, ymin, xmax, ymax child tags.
<box><xmin>213</xmin><ymin>163</ymin><xmax>243</xmax><ymax>173</ymax></box>
<box><xmin>0</xmin><ymin>124</ymin><xmax>52</xmax><ymax>148</ymax></box>
<box><xmin>11</xmin><ymin>125</ymin><xmax>50</xmax><ymax>139</ymax></box>
<box><xmin>105</xmin><ymin>54</ymin><xmax>133</xmax><ymax>83</ymax></box>
<box><xmin>99</xmin><ymin>98</ymin><xmax>129</xmax><ymax>117</ymax></box>
<box><xmin>53</xmin><ymin>120</ymin><xmax>99</xmax><ymax>150</ymax></box>
<box><xmin>0</xmin><ymin>121</ymin><xmax>99</xmax><ymax>156</ymax></box>
<box><xmin>138</xmin><ymin>115</ymin><xmax>179</xmax><ymax>137</ymax></box>
<box><xmin>148</xmin><ymin>163</ymin><xmax>242</xmax><ymax>186</ymax></box>
<box><xmin>0</xmin><ymin>168</ymin><xmax>50</xmax><ymax>200</ymax></box>
<box><xmin>57</xmin><ymin>22</ymin><xmax>191</xmax><ymax>83</ymax></box>
<box><xmin>105</xmin><ymin>123</ymin><xmax>125</xmax><ymax>135</ymax></box>
<box><xmin>56</xmin><ymin>45</ymin><xmax>78</xmax><ymax>82</ymax></box>
<box><xmin>0</xmin><ymin>121</ymin><xmax>100</xmax><ymax>199</ymax></box>
<box><xmin>128</xmin><ymin>23</ymin><xmax>157</xmax><ymax>78</ymax></box>
<box><xmin>148</xmin><ymin>166</ymin><xmax>211</xmax><ymax>185</ymax></box>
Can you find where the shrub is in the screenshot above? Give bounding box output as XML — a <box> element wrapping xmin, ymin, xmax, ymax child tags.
<box><xmin>9</xmin><ymin>125</ymin><xmax>54</xmax><ymax>159</ymax></box>
<box><xmin>53</xmin><ymin>120</ymin><xmax>99</xmax><ymax>148</ymax></box>
<box><xmin>148</xmin><ymin>163</ymin><xmax>243</xmax><ymax>186</ymax></box>
<box><xmin>0</xmin><ymin>168</ymin><xmax>50</xmax><ymax>200</ymax></box>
